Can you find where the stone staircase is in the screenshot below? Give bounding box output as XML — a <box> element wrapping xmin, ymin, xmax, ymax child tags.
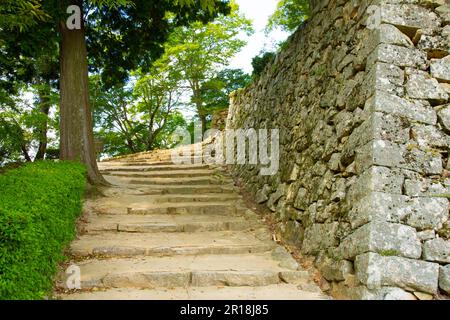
<box><xmin>56</xmin><ymin>147</ymin><xmax>327</xmax><ymax>300</ymax></box>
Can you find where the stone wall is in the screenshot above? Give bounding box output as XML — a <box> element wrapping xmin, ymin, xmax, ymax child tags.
<box><xmin>226</xmin><ymin>0</ymin><xmax>450</xmax><ymax>300</ymax></box>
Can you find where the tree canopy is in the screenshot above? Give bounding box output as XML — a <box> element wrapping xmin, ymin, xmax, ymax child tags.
<box><xmin>266</xmin><ymin>0</ymin><xmax>310</xmax><ymax>33</ymax></box>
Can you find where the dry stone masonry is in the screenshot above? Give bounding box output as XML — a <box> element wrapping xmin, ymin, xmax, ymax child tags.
<box><xmin>226</xmin><ymin>0</ymin><xmax>450</xmax><ymax>299</ymax></box>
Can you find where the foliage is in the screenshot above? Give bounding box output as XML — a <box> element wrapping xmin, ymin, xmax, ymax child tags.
<box><xmin>266</xmin><ymin>0</ymin><xmax>310</xmax><ymax>33</ymax></box>
<box><xmin>201</xmin><ymin>68</ymin><xmax>252</xmax><ymax>112</ymax></box>
<box><xmin>0</xmin><ymin>83</ymin><xmax>59</xmax><ymax>164</ymax></box>
<box><xmin>0</xmin><ymin>161</ymin><xmax>86</xmax><ymax>300</ymax></box>
<box><xmin>91</xmin><ymin>64</ymin><xmax>187</xmax><ymax>157</ymax></box>
<box><xmin>163</xmin><ymin>1</ymin><xmax>253</xmax><ymax>131</ymax></box>
<box><xmin>0</xmin><ymin>0</ymin><xmax>50</xmax><ymax>31</ymax></box>
<box><xmin>252</xmin><ymin>51</ymin><xmax>276</xmax><ymax>78</ymax></box>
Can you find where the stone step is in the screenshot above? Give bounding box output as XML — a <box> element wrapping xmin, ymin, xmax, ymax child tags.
<box><xmin>102</xmin><ymin>180</ymin><xmax>237</xmax><ymax>195</ymax></box>
<box><xmin>98</xmin><ymin>164</ymin><xmax>211</xmax><ymax>172</ymax></box>
<box><xmin>127</xmin><ymin>202</ymin><xmax>242</xmax><ymax>216</ymax></box>
<box><xmin>70</xmin><ymin>231</ymin><xmax>276</xmax><ymax>258</ymax></box>
<box><xmin>127</xmin><ymin>177</ymin><xmax>232</xmax><ymax>186</ymax></box>
<box><xmin>103</xmin><ymin>170</ymin><xmax>216</xmax><ymax>179</ymax></box>
<box><xmin>57</xmin><ymin>253</ymin><xmax>310</xmax><ymax>290</ymax></box>
<box><xmin>90</xmin><ymin>195</ymin><xmax>243</xmax><ymax>215</ymax></box>
<box><xmin>131</xmin><ymin>194</ymin><xmax>241</xmax><ymax>204</ymax></box>
<box><xmin>84</xmin><ymin>214</ymin><xmax>253</xmax><ymax>233</ymax></box>
<box><xmin>58</xmin><ymin>284</ymin><xmax>327</xmax><ymax>300</ymax></box>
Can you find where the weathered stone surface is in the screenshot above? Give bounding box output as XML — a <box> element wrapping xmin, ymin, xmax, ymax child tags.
<box><xmin>417</xmin><ymin>35</ymin><xmax>449</xmax><ymax>59</ymax></box>
<box><xmin>406</xmin><ymin>198</ymin><xmax>449</xmax><ymax>230</ymax></box>
<box><xmin>411</xmin><ymin>125</ymin><xmax>449</xmax><ymax>148</ymax></box>
<box><xmin>380</xmin><ymin>4</ymin><xmax>441</xmax><ymax>36</ymax></box>
<box><xmin>404</xmin><ymin>178</ymin><xmax>447</xmax><ymax>197</ymax></box>
<box><xmin>347</xmin><ymin>166</ymin><xmax>404</xmax><ymax>203</ymax></box>
<box><xmin>348</xmin><ymin>192</ymin><xmax>448</xmax><ymax>230</ymax></box>
<box><xmin>379</xmin><ymin>24</ymin><xmax>413</xmax><ymax>48</ymax></box>
<box><xmin>355</xmin><ymin>140</ymin><xmax>443</xmax><ymax>175</ymax></box>
<box><xmin>439</xmin><ymin>265</ymin><xmax>450</xmax><ymax>294</ymax></box>
<box><xmin>366</xmin><ymin>91</ymin><xmax>437</xmax><ymax>125</ymax></box>
<box><xmin>430</xmin><ymin>56</ymin><xmax>450</xmax><ymax>83</ymax></box>
<box><xmin>417</xmin><ymin>230</ymin><xmax>436</xmax><ymax>241</ymax></box>
<box><xmin>423</xmin><ymin>238</ymin><xmax>450</xmax><ymax>263</ymax></box>
<box><xmin>435</xmin><ymin>4</ymin><xmax>450</xmax><ymax>24</ymax></box>
<box><xmin>256</xmin><ymin>184</ymin><xmax>272</xmax><ymax>204</ymax></box>
<box><xmin>302</xmin><ymin>223</ymin><xmax>339</xmax><ymax>255</ymax></box>
<box><xmin>355</xmin><ymin>252</ymin><xmax>440</xmax><ymax>294</ymax></box>
<box><xmin>437</xmin><ymin>104</ymin><xmax>450</xmax><ymax>133</ymax></box>
<box><xmin>406</xmin><ymin>69</ymin><xmax>449</xmax><ymax>103</ymax></box>
<box><xmin>335</xmin><ymin>221</ymin><xmax>422</xmax><ymax>260</ymax></box>
<box><xmin>294</xmin><ymin>188</ymin><xmax>309</xmax><ymax>210</ymax></box>
<box><xmin>315</xmin><ymin>254</ymin><xmax>354</xmax><ymax>281</ymax></box>
<box><xmin>267</xmin><ymin>184</ymin><xmax>287</xmax><ymax>211</ymax></box>
<box><xmin>383</xmin><ymin>288</ymin><xmax>417</xmax><ymax>300</ymax></box>
<box><xmin>368</xmin><ymin>44</ymin><xmax>427</xmax><ymax>69</ymax></box>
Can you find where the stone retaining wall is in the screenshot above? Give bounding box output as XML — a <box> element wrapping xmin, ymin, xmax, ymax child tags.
<box><xmin>226</xmin><ymin>0</ymin><xmax>450</xmax><ymax>299</ymax></box>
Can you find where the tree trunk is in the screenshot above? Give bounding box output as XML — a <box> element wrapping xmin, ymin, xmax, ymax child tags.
<box><xmin>35</xmin><ymin>83</ymin><xmax>51</xmax><ymax>160</ymax></box>
<box><xmin>192</xmin><ymin>86</ymin><xmax>207</xmax><ymax>135</ymax></box>
<box><xmin>199</xmin><ymin>113</ymin><xmax>207</xmax><ymax>137</ymax></box>
<box><xmin>59</xmin><ymin>1</ymin><xmax>106</xmax><ymax>185</ymax></box>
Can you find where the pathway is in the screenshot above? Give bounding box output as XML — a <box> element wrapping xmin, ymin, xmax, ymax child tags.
<box><xmin>57</xmin><ymin>147</ymin><xmax>327</xmax><ymax>300</ymax></box>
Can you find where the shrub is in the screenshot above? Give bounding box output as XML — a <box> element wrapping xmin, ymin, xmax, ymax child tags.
<box><xmin>251</xmin><ymin>51</ymin><xmax>276</xmax><ymax>79</ymax></box>
<box><xmin>0</xmin><ymin>161</ymin><xmax>86</xmax><ymax>300</ymax></box>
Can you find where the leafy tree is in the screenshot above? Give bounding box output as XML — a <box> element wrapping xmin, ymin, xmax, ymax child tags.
<box><xmin>201</xmin><ymin>68</ymin><xmax>252</xmax><ymax>112</ymax></box>
<box><xmin>0</xmin><ymin>0</ymin><xmax>232</xmax><ymax>184</ymax></box>
<box><xmin>91</xmin><ymin>58</ymin><xmax>187</xmax><ymax>157</ymax></box>
<box><xmin>266</xmin><ymin>0</ymin><xmax>310</xmax><ymax>33</ymax></box>
<box><xmin>164</xmin><ymin>1</ymin><xmax>253</xmax><ymax>133</ymax></box>
<box><xmin>0</xmin><ymin>0</ymin><xmax>50</xmax><ymax>31</ymax></box>
<box><xmin>252</xmin><ymin>51</ymin><xmax>276</xmax><ymax>78</ymax></box>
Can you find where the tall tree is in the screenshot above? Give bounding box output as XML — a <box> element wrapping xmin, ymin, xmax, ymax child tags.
<box><xmin>266</xmin><ymin>0</ymin><xmax>310</xmax><ymax>33</ymax></box>
<box><xmin>201</xmin><ymin>68</ymin><xmax>252</xmax><ymax>112</ymax></box>
<box><xmin>0</xmin><ymin>0</ymin><xmax>231</xmax><ymax>183</ymax></box>
<box><xmin>164</xmin><ymin>1</ymin><xmax>253</xmax><ymax>133</ymax></box>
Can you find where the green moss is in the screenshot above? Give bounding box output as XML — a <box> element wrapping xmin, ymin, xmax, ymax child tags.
<box><xmin>378</xmin><ymin>249</ymin><xmax>398</xmax><ymax>257</ymax></box>
<box><xmin>0</xmin><ymin>161</ymin><xmax>86</xmax><ymax>300</ymax></box>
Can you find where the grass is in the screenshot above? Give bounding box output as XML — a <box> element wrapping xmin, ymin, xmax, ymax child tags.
<box><xmin>0</xmin><ymin>161</ymin><xmax>86</xmax><ymax>300</ymax></box>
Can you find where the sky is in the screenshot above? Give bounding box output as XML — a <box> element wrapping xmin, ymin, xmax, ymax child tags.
<box><xmin>229</xmin><ymin>0</ymin><xmax>290</xmax><ymax>74</ymax></box>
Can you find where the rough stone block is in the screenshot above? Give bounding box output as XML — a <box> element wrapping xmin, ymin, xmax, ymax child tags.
<box><xmin>267</xmin><ymin>184</ymin><xmax>287</xmax><ymax>211</ymax></box>
<box><xmin>380</xmin><ymin>4</ymin><xmax>441</xmax><ymax>37</ymax></box>
<box><xmin>439</xmin><ymin>265</ymin><xmax>450</xmax><ymax>294</ymax></box>
<box><xmin>355</xmin><ymin>140</ymin><xmax>443</xmax><ymax>175</ymax></box>
<box><xmin>355</xmin><ymin>252</ymin><xmax>440</xmax><ymax>294</ymax></box>
<box><xmin>423</xmin><ymin>238</ymin><xmax>450</xmax><ymax>263</ymax></box>
<box><xmin>348</xmin><ymin>192</ymin><xmax>449</xmax><ymax>230</ymax></box>
<box><xmin>406</xmin><ymin>69</ymin><xmax>448</xmax><ymax>103</ymax></box>
<box><xmin>301</xmin><ymin>222</ymin><xmax>339</xmax><ymax>254</ymax></box>
<box><xmin>417</xmin><ymin>35</ymin><xmax>449</xmax><ymax>59</ymax></box>
<box><xmin>367</xmin><ymin>44</ymin><xmax>427</xmax><ymax>70</ymax></box>
<box><xmin>437</xmin><ymin>104</ymin><xmax>450</xmax><ymax>133</ymax></box>
<box><xmin>255</xmin><ymin>184</ymin><xmax>271</xmax><ymax>204</ymax></box>
<box><xmin>411</xmin><ymin>124</ymin><xmax>449</xmax><ymax>149</ymax></box>
<box><xmin>366</xmin><ymin>91</ymin><xmax>437</xmax><ymax>125</ymax></box>
<box><xmin>366</xmin><ymin>62</ymin><xmax>405</xmax><ymax>97</ymax></box>
<box><xmin>315</xmin><ymin>254</ymin><xmax>354</xmax><ymax>281</ymax></box>
<box><xmin>347</xmin><ymin>166</ymin><xmax>404</xmax><ymax>203</ymax></box>
<box><xmin>430</xmin><ymin>56</ymin><xmax>450</xmax><ymax>83</ymax></box>
<box><xmin>406</xmin><ymin>198</ymin><xmax>449</xmax><ymax>230</ymax></box>
<box><xmin>335</xmin><ymin>221</ymin><xmax>422</xmax><ymax>260</ymax></box>
<box><xmin>378</xmin><ymin>24</ymin><xmax>413</xmax><ymax>48</ymax></box>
